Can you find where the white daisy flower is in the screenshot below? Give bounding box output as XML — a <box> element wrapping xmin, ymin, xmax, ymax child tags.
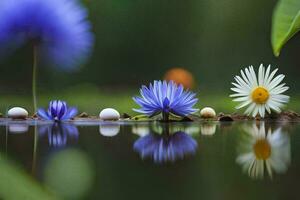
<box><xmin>236</xmin><ymin>122</ymin><xmax>291</xmax><ymax>179</ymax></box>
<box><xmin>230</xmin><ymin>64</ymin><xmax>289</xmax><ymax>118</ymax></box>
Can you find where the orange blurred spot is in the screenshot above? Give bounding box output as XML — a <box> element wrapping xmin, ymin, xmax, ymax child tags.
<box><xmin>164</xmin><ymin>68</ymin><xmax>195</xmax><ymax>89</ymax></box>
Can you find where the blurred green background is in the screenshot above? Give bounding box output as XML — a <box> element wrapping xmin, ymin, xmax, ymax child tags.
<box><xmin>0</xmin><ymin>0</ymin><xmax>299</xmax><ymax>114</ymax></box>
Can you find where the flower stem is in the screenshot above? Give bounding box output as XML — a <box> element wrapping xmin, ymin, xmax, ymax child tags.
<box><xmin>32</xmin><ymin>46</ymin><xmax>38</xmax><ymax>113</ymax></box>
<box><xmin>32</xmin><ymin>124</ymin><xmax>38</xmax><ymax>175</ymax></box>
<box><xmin>162</xmin><ymin>112</ymin><xmax>169</xmax><ymax>122</ymax></box>
<box><xmin>32</xmin><ymin>47</ymin><xmax>38</xmax><ymax>175</ymax></box>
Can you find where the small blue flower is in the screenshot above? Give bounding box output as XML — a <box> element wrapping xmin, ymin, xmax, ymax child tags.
<box><xmin>133</xmin><ymin>131</ymin><xmax>198</xmax><ymax>163</ymax></box>
<box><xmin>37</xmin><ymin>100</ymin><xmax>78</xmax><ymax>121</ymax></box>
<box><xmin>133</xmin><ymin>80</ymin><xmax>198</xmax><ymax>120</ymax></box>
<box><xmin>38</xmin><ymin>123</ymin><xmax>79</xmax><ymax>148</ymax></box>
<box><xmin>0</xmin><ymin>0</ymin><xmax>94</xmax><ymax>69</ymax></box>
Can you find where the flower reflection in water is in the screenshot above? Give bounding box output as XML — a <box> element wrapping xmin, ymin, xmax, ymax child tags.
<box><xmin>236</xmin><ymin>122</ymin><xmax>291</xmax><ymax>179</ymax></box>
<box><xmin>133</xmin><ymin>125</ymin><xmax>198</xmax><ymax>164</ymax></box>
<box><xmin>39</xmin><ymin>123</ymin><xmax>79</xmax><ymax>148</ymax></box>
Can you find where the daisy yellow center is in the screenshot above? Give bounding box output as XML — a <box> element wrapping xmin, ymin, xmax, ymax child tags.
<box><xmin>251</xmin><ymin>87</ymin><xmax>269</xmax><ymax>104</ymax></box>
<box><xmin>253</xmin><ymin>139</ymin><xmax>271</xmax><ymax>160</ymax></box>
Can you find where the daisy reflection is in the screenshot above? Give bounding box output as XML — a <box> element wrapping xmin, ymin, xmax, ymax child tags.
<box><xmin>236</xmin><ymin>122</ymin><xmax>290</xmax><ymax>179</ymax></box>
<box><xmin>39</xmin><ymin>123</ymin><xmax>79</xmax><ymax>148</ymax></box>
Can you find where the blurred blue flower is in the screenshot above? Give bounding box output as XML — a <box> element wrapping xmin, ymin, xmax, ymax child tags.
<box><xmin>39</xmin><ymin>123</ymin><xmax>79</xmax><ymax>148</ymax></box>
<box><xmin>38</xmin><ymin>100</ymin><xmax>78</xmax><ymax>121</ymax></box>
<box><xmin>133</xmin><ymin>80</ymin><xmax>198</xmax><ymax>120</ymax></box>
<box><xmin>0</xmin><ymin>0</ymin><xmax>94</xmax><ymax>69</ymax></box>
<box><xmin>133</xmin><ymin>131</ymin><xmax>198</xmax><ymax>163</ymax></box>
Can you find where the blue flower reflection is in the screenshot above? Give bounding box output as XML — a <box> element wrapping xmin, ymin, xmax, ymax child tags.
<box><xmin>39</xmin><ymin>123</ymin><xmax>79</xmax><ymax>148</ymax></box>
<box><xmin>133</xmin><ymin>131</ymin><xmax>197</xmax><ymax>163</ymax></box>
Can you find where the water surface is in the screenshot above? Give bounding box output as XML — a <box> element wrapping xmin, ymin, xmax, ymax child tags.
<box><xmin>0</xmin><ymin>120</ymin><xmax>299</xmax><ymax>200</ymax></box>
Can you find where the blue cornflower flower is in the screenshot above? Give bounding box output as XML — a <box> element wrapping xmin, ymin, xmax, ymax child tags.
<box><xmin>37</xmin><ymin>100</ymin><xmax>78</xmax><ymax>121</ymax></box>
<box><xmin>133</xmin><ymin>80</ymin><xmax>199</xmax><ymax>120</ymax></box>
<box><xmin>0</xmin><ymin>0</ymin><xmax>94</xmax><ymax>69</ymax></box>
<box><xmin>133</xmin><ymin>131</ymin><xmax>198</xmax><ymax>163</ymax></box>
<box><xmin>39</xmin><ymin>123</ymin><xmax>79</xmax><ymax>148</ymax></box>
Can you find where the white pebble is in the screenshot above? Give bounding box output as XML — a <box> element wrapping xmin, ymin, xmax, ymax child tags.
<box><xmin>99</xmin><ymin>108</ymin><xmax>120</xmax><ymax>121</ymax></box>
<box><xmin>8</xmin><ymin>107</ymin><xmax>28</xmax><ymax>119</ymax></box>
<box><xmin>200</xmin><ymin>107</ymin><xmax>216</xmax><ymax>118</ymax></box>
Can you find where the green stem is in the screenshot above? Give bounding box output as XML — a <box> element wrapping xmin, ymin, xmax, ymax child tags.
<box><xmin>5</xmin><ymin>121</ymin><xmax>8</xmax><ymax>158</ymax></box>
<box><xmin>32</xmin><ymin>46</ymin><xmax>38</xmax><ymax>113</ymax></box>
<box><xmin>162</xmin><ymin>112</ymin><xmax>169</xmax><ymax>122</ymax></box>
<box><xmin>32</xmin><ymin>46</ymin><xmax>38</xmax><ymax>174</ymax></box>
<box><xmin>32</xmin><ymin>124</ymin><xmax>38</xmax><ymax>175</ymax></box>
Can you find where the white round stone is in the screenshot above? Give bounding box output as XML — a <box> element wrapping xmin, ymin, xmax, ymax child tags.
<box><xmin>200</xmin><ymin>107</ymin><xmax>216</xmax><ymax>118</ymax></box>
<box><xmin>99</xmin><ymin>108</ymin><xmax>120</xmax><ymax>121</ymax></box>
<box><xmin>8</xmin><ymin>107</ymin><xmax>28</xmax><ymax>119</ymax></box>
<box><xmin>99</xmin><ymin>124</ymin><xmax>120</xmax><ymax>137</ymax></box>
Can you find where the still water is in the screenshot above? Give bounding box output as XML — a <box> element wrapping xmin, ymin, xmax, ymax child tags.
<box><xmin>0</xmin><ymin>120</ymin><xmax>299</xmax><ymax>200</ymax></box>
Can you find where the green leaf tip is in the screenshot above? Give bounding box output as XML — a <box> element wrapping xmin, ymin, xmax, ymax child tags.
<box><xmin>271</xmin><ymin>0</ymin><xmax>300</xmax><ymax>57</ymax></box>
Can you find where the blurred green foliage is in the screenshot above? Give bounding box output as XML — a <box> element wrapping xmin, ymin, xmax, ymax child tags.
<box><xmin>44</xmin><ymin>149</ymin><xmax>95</xmax><ymax>199</ymax></box>
<box><xmin>0</xmin><ymin>155</ymin><xmax>58</xmax><ymax>200</ymax></box>
<box><xmin>0</xmin><ymin>0</ymin><xmax>300</xmax><ymax>92</ymax></box>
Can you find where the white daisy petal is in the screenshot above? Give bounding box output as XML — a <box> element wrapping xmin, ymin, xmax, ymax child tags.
<box><xmin>265</xmin><ymin>68</ymin><xmax>278</xmax><ymax>86</ymax></box>
<box><xmin>268</xmin><ymin>74</ymin><xmax>285</xmax><ymax>90</ymax></box>
<box><xmin>245</xmin><ymin>103</ymin><xmax>256</xmax><ymax>115</ymax></box>
<box><xmin>236</xmin><ymin>99</ymin><xmax>252</xmax><ymax>109</ymax></box>
<box><xmin>263</xmin><ymin>65</ymin><xmax>271</xmax><ymax>86</ymax></box>
<box><xmin>241</xmin><ymin>69</ymin><xmax>250</xmax><ymax>84</ymax></box>
<box><xmin>265</xmin><ymin>104</ymin><xmax>271</xmax><ymax>114</ymax></box>
<box><xmin>252</xmin><ymin>106</ymin><xmax>259</xmax><ymax>117</ymax></box>
<box><xmin>230</xmin><ymin>93</ymin><xmax>249</xmax><ymax>97</ymax></box>
<box><xmin>270</xmin><ymin>85</ymin><xmax>289</xmax><ymax>94</ymax></box>
<box><xmin>258</xmin><ymin>64</ymin><xmax>264</xmax><ymax>86</ymax></box>
<box><xmin>234</xmin><ymin>76</ymin><xmax>252</xmax><ymax>90</ymax></box>
<box><xmin>230</xmin><ymin>87</ymin><xmax>248</xmax><ymax>94</ymax></box>
<box><xmin>268</xmin><ymin>100</ymin><xmax>282</xmax><ymax>113</ymax></box>
<box><xmin>271</xmin><ymin>94</ymin><xmax>290</xmax><ymax>103</ymax></box>
<box><xmin>260</xmin><ymin>105</ymin><xmax>265</xmax><ymax>118</ymax></box>
<box><xmin>232</xmin><ymin>81</ymin><xmax>248</xmax><ymax>91</ymax></box>
<box><xmin>232</xmin><ymin>96</ymin><xmax>250</xmax><ymax>102</ymax></box>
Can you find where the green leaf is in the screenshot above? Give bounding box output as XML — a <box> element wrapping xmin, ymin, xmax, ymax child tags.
<box><xmin>272</xmin><ymin>0</ymin><xmax>300</xmax><ymax>56</ymax></box>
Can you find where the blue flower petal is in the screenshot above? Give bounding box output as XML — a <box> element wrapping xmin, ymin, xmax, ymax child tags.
<box><xmin>37</xmin><ymin>108</ymin><xmax>52</xmax><ymax>120</ymax></box>
<box><xmin>61</xmin><ymin>107</ymin><xmax>78</xmax><ymax>120</ymax></box>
